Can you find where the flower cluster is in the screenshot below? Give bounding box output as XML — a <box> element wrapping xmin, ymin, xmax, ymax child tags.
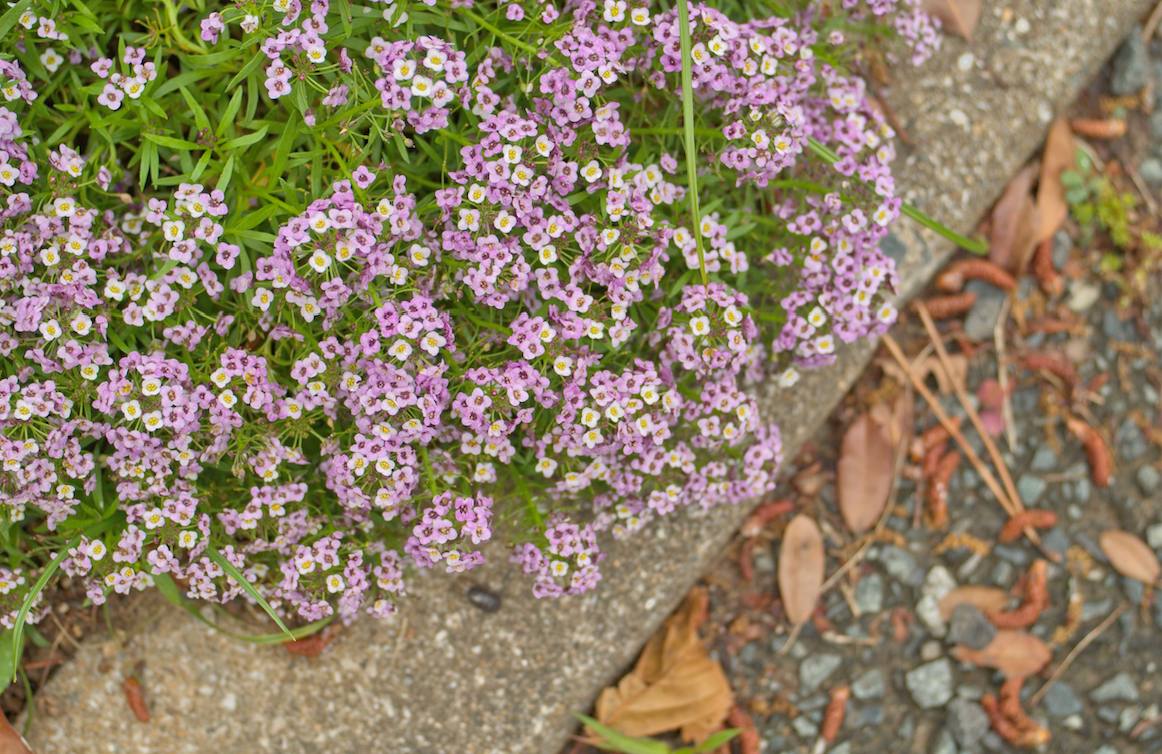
<box><xmin>0</xmin><ymin>0</ymin><xmax>935</xmax><ymax>632</ymax></box>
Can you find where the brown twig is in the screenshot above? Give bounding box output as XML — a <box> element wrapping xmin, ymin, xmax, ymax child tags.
<box><xmin>1029</xmin><ymin>603</ymin><xmax>1129</xmax><ymax>707</ymax></box>
<box><xmin>995</xmin><ymin>297</ymin><xmax>1018</xmax><ymax>452</ymax></box>
<box><xmin>1144</xmin><ymin>0</ymin><xmax>1162</xmax><ymax>44</ymax></box>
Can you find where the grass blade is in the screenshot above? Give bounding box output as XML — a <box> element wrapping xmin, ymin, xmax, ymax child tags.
<box><xmin>573</xmin><ymin>714</ymin><xmax>670</xmax><ymax>754</ymax></box>
<box><xmin>206</xmin><ymin>547</ymin><xmax>294</xmax><ymax>640</ymax></box>
<box><xmin>675</xmin><ymin>0</ymin><xmax>708</xmax><ymax>287</ymax></box>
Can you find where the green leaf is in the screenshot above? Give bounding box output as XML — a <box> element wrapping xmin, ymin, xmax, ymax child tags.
<box><xmin>269</xmin><ymin>118</ymin><xmax>299</xmax><ymax>180</ymax></box>
<box><xmin>205</xmin><ymin>547</ymin><xmax>293</xmax><ymax>640</ymax></box>
<box><xmin>217</xmin><ymin>88</ymin><xmax>244</xmax><ymax>136</ymax></box>
<box><xmin>216</xmin><ymin>154</ymin><xmax>236</xmax><ymax>192</ymax></box>
<box><xmin>138</xmin><ymin>96</ymin><xmax>169</xmax><ymax>120</ymax></box>
<box><xmin>227</xmin><ymin>51</ymin><xmax>265</xmax><ymax>91</ymax></box>
<box><xmin>682</xmin><ymin>729</ymin><xmax>741</xmax><ymax>753</ymax></box>
<box><xmin>0</xmin><ymin>629</ymin><xmax>22</xmax><ymax>685</ymax></box>
<box><xmin>221</xmin><ymin>125</ymin><xmax>269</xmax><ymax>151</ymax></box>
<box><xmin>144</xmin><ymin>133</ymin><xmax>200</xmax><ymax>151</ymax></box>
<box><xmin>675</xmin><ymin>0</ymin><xmax>708</xmax><ymax>287</ymax></box>
<box><xmin>0</xmin><ymin>0</ymin><xmax>33</xmax><ymax>43</ymax></box>
<box><xmin>180</xmin><ymin>86</ymin><xmax>212</xmax><ymax>132</ymax></box>
<box><xmin>573</xmin><ymin>715</ymin><xmax>671</xmax><ymax>754</ymax></box>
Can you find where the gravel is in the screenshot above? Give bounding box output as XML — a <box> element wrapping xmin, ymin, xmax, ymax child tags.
<box><xmin>1112</xmin><ymin>25</ymin><xmax>1150</xmax><ymax>95</ymax></box>
<box><xmin>878</xmin><ymin>545</ymin><xmax>925</xmax><ymax>586</ymax></box>
<box><xmin>799</xmin><ymin>653</ymin><xmax>843</xmax><ymax>693</ymax></box>
<box><xmin>948</xmin><ymin>604</ymin><xmax>997</xmax><ymax>650</ymax></box>
<box><xmin>1030</xmin><ymin>445</ymin><xmax>1058</xmax><ymax>472</ymax></box>
<box><xmin>1136</xmin><ymin>465</ymin><xmax>1162</xmax><ymax>494</ymax></box>
<box><xmin>905</xmin><ymin>659</ymin><xmax>954</xmax><ymax>709</ymax></box>
<box><xmin>947</xmin><ymin>697</ymin><xmax>990</xmax><ymax>749</ymax></box>
<box><xmin>1043</xmin><ymin>682</ymin><xmax>1084</xmax><ymax>717</ymax></box>
<box><xmin>852</xmin><ymin>669</ymin><xmax>886</xmax><ymax>700</ymax></box>
<box><xmin>1146</xmin><ymin>523</ymin><xmax>1162</xmax><ymax>549</ymax></box>
<box><xmin>1052</xmin><ymin>230</ymin><xmax>1073</xmax><ymax>271</ymax></box>
<box><xmin>855</xmin><ymin>573</ymin><xmax>884</xmax><ymax>613</ymax></box>
<box><xmin>1090</xmin><ymin>672</ymin><xmax>1140</xmax><ymax>703</ymax></box>
<box><xmin>964</xmin><ymin>280</ymin><xmax>1007</xmax><ymax>341</ymax></box>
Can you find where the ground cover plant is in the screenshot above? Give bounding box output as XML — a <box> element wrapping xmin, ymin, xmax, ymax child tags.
<box><xmin>0</xmin><ymin>0</ymin><xmax>954</xmax><ymax>657</ymax></box>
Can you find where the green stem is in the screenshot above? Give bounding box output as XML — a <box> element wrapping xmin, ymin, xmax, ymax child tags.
<box><xmin>804</xmin><ymin>136</ymin><xmax>989</xmax><ymax>255</ymax></box>
<box><xmin>675</xmin><ymin>0</ymin><xmax>709</xmax><ymax>287</ymax></box>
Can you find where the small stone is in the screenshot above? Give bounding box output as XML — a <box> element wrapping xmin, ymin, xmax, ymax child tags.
<box><xmin>921</xmin><ymin>641</ymin><xmax>943</xmax><ymax>661</ymax></box>
<box><xmin>880</xmin><ymin>545</ymin><xmax>924</xmax><ymax>585</ymax></box>
<box><xmin>1137</xmin><ymin>465</ymin><xmax>1162</xmax><ymax>495</ymax></box>
<box><xmin>1063</xmin><ymin>714</ymin><xmax>1084</xmax><ymax>730</ymax></box>
<box><xmin>1098</xmin><ymin>706</ymin><xmax>1121</xmax><ymax>724</ymax></box>
<box><xmin>1081</xmin><ymin>597</ymin><xmax>1115</xmax><ymax>622</ymax></box>
<box><xmin>1042</xmin><ymin>528</ymin><xmax>1069</xmax><ymax>555</ymax></box>
<box><xmin>993</xmin><ymin>544</ymin><xmax>1030</xmax><ymax>566</ymax></box>
<box><xmin>1146</xmin><ymin>523</ymin><xmax>1162</xmax><ymax>550</ymax></box>
<box><xmin>1118</xmin><ymin>418</ymin><xmax>1149</xmax><ymax>462</ymax></box>
<box><xmin>1016</xmin><ymin>474</ymin><xmax>1046</xmax><ymax>505</ymax></box>
<box><xmin>905</xmin><ymin>659</ymin><xmax>954</xmax><ymax>709</ymax></box>
<box><xmin>1120</xmin><ymin>706</ymin><xmax>1142</xmax><ymax>732</ymax></box>
<box><xmin>1068</xmin><ymin>504</ymin><xmax>1083</xmax><ymax>520</ymax></box>
<box><xmin>1091</xmin><ymin>672</ymin><xmax>1140</xmax><ymax>703</ymax></box>
<box><xmin>916</xmin><ymin>595</ymin><xmax>946</xmax><ymax>639</ymax></box>
<box><xmin>848</xmin><ymin>704</ymin><xmax>884</xmax><ymax>728</ymax></box>
<box><xmin>1150</xmin><ymin>111</ymin><xmax>1162</xmax><ymax>143</ymax></box>
<box><xmin>1104</xmin><ymin>309</ymin><xmax>1136</xmax><ymax>342</ymax></box>
<box><xmin>991</xmin><ymin>560</ymin><xmax>1014</xmax><ymax>588</ymax></box>
<box><xmin>852</xmin><ymin>670</ymin><xmax>885</xmax><ymax>700</ymax></box>
<box><xmin>856</xmin><ymin>573</ymin><xmax>884</xmax><ymax>613</ymax></box>
<box><xmin>1052</xmin><ymin>231</ymin><xmax>1072</xmax><ymax>271</ymax></box>
<box><xmin>1142</xmin><ymin>157</ymin><xmax>1162</xmax><ymax>188</ymax></box>
<box><xmin>1066</xmin><ymin>281</ymin><xmax>1101</xmax><ymax>313</ymax></box>
<box><xmin>948</xmin><ymin>697</ymin><xmax>989</xmax><ymax>750</ymax></box>
<box><xmin>1123</xmin><ymin>577</ymin><xmax>1146</xmax><ymax>605</ymax></box>
<box><xmin>957</xmin><ymin>52</ymin><xmax>974</xmax><ymax>71</ymax></box>
<box><xmin>1093</xmin><ymin>746</ymin><xmax>1120</xmax><ymax>754</ymax></box>
<box><xmin>1029</xmin><ymin>446</ymin><xmax>1057</xmax><ymax>472</ymax></box>
<box><xmin>879</xmin><ymin>233</ymin><xmax>907</xmax><ymax>265</ymax></box>
<box><xmin>964</xmin><ymin>280</ymin><xmax>1006</xmax><ymax>342</ymax></box>
<box><xmin>830</xmin><ymin>743</ymin><xmax>852</xmax><ymax>754</ymax></box>
<box><xmin>923</xmin><ymin>565</ymin><xmax>958</xmax><ymax>602</ymax></box>
<box><xmin>1077</xmin><ymin>477</ymin><xmax>1092</xmax><ymax>502</ymax></box>
<box><xmin>956</xmin><ymin>553</ymin><xmax>984</xmax><ymax>581</ymax></box>
<box><xmin>791</xmin><ymin>716</ymin><xmax>819</xmax><ymax>739</ymax></box>
<box><xmin>948</xmin><ymin>604</ymin><xmax>996</xmax><ymax>650</ymax></box>
<box><xmin>931</xmin><ymin>727</ymin><xmax>959</xmax><ymax>754</ymax></box>
<box><xmin>1043</xmin><ymin>682</ymin><xmax>1083</xmax><ymax>717</ymax></box>
<box><xmin>738</xmin><ymin>642</ymin><xmax>759</xmax><ymax>666</ymax></box>
<box><xmin>1112</xmin><ymin>27</ymin><xmax>1150</xmax><ymax>96</ymax></box>
<box><xmin>799</xmin><ymin>654</ymin><xmax>843</xmax><ymax>693</ymax></box>
<box><xmin>221</xmin><ymin>692</ymin><xmax>237</xmax><ymax>712</ymax></box>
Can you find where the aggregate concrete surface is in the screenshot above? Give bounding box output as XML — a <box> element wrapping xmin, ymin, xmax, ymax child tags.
<box><xmin>22</xmin><ymin>1</ymin><xmax>1156</xmax><ymax>752</ymax></box>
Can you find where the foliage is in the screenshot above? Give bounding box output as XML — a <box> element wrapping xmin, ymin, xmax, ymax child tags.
<box><xmin>0</xmin><ymin>0</ymin><xmax>940</xmax><ymax>644</ymax></box>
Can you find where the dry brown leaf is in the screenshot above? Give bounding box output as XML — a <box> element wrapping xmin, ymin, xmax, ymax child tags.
<box><xmin>878</xmin><ymin>353</ymin><xmax>968</xmax><ymax>395</ymax></box>
<box><xmin>1035</xmin><ymin>119</ymin><xmax>1075</xmax><ymax>243</ymax></box>
<box><xmin>0</xmin><ymin>716</ymin><xmax>33</xmax><ymax>754</ymax></box>
<box><xmin>989</xmin><ymin>164</ymin><xmax>1041</xmax><ymax>274</ymax></box>
<box><xmin>778</xmin><ymin>515</ymin><xmax>825</xmax><ymax>626</ymax></box>
<box><xmin>1099</xmin><ymin>529</ymin><xmax>1162</xmax><ymax>585</ymax></box>
<box><xmin>837</xmin><ymin>413</ymin><xmax>894</xmax><ymax>535</ymax></box>
<box><xmin>595</xmin><ymin>587</ymin><xmax>733</xmax><ymax>743</ymax></box>
<box><xmin>920</xmin><ymin>0</ymin><xmax>981</xmax><ymax>39</ymax></box>
<box><xmin>951</xmin><ymin>630</ymin><xmax>1052</xmax><ymax>678</ymax></box>
<box><xmin>938</xmin><ymin>585</ymin><xmax>1012</xmax><ymax>622</ymax></box>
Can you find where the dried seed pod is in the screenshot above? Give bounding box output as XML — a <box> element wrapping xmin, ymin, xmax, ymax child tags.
<box><xmin>998</xmin><ymin>677</ymin><xmax>1051</xmax><ymax>748</ymax></box>
<box><xmin>740</xmin><ymin>499</ymin><xmax>793</xmax><ymax>538</ymax></box>
<box><xmin>933</xmin><ymin>532</ymin><xmax>993</xmax><ymax>557</ymax></box>
<box><xmin>935</xmin><ymin>258</ymin><xmax>1018</xmax><ymax>293</ymax></box>
<box><xmin>738</xmin><ymin>537</ymin><xmax>756</xmax><ymax>582</ymax></box>
<box><xmin>921</xmin><ymin>439</ymin><xmax>949</xmax><ymax>479</ymax></box>
<box><xmin>998</xmin><ymin>509</ymin><xmax>1059</xmax><ymax>544</ymax></box>
<box><xmin>1032</xmin><ymin>237</ymin><xmax>1063</xmax><ymax>296</ymax></box>
<box><xmin>1069</xmin><ymin>117</ymin><xmax>1127</xmax><ymax>139</ymax></box>
<box><xmin>1066</xmin><ymin>417</ymin><xmax>1112</xmax><ymax>487</ymax></box>
<box><xmin>726</xmin><ymin>705</ymin><xmax>761</xmax><ymax>754</ymax></box>
<box><xmin>820</xmin><ymin>685</ymin><xmax>851</xmax><ymax>742</ymax></box>
<box><xmin>918</xmin><ymin>292</ymin><xmax>977</xmax><ymax>319</ymax></box>
<box><xmin>123</xmin><ymin>676</ymin><xmax>150</xmax><ymax>723</ymax></box>
<box><xmin>911</xmin><ymin>418</ymin><xmax>960</xmax><ymax>464</ymax></box>
<box><xmin>1020</xmin><ymin>355</ymin><xmax>1080</xmax><ymax>396</ymax></box>
<box><xmin>925</xmin><ymin>449</ymin><xmax>959</xmax><ymax>529</ymax></box>
<box><xmin>987</xmin><ymin>560</ymin><xmax>1049</xmax><ymax>629</ymax></box>
<box><xmin>1098</xmin><ymin>529</ymin><xmax>1162</xmax><ymax>585</ymax></box>
<box><xmin>1050</xmin><ymin>588</ymin><xmax>1083</xmax><ymax>647</ymax></box>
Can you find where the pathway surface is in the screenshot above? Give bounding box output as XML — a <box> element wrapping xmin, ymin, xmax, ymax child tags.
<box><xmin>23</xmin><ymin>2</ymin><xmax>1156</xmax><ymax>752</ymax></box>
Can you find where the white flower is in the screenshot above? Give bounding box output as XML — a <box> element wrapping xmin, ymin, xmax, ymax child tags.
<box><xmin>553</xmin><ymin>356</ymin><xmax>573</xmax><ymax>376</ymax></box>
<box><xmin>581</xmin><ymin>160</ymin><xmax>603</xmax><ymax>183</ymax></box>
<box><xmin>39</xmin><ymin>319</ymin><xmax>62</xmax><ymax>341</ymax></box>
<box><xmin>579</xmin><ymin>407</ymin><xmax>599</xmax><ymax>428</ymax></box>
<box><xmin>602</xmin><ymin>0</ymin><xmax>627</xmax><ymax>23</ymax></box>
<box><xmin>143</xmin><ymin>508</ymin><xmax>165</xmax><ymax>529</ymax></box>
<box><xmin>177</xmin><ymin>531</ymin><xmax>198</xmax><ymax>548</ymax></box>
<box><xmin>210</xmin><ymin>368</ymin><xmax>230</xmax><ymax>388</ymax></box>
<box><xmin>410</xmin><ymin>75</ymin><xmax>433</xmax><ymax>97</ymax></box>
<box><xmin>409</xmin><ymin>244</ymin><xmax>431</xmax><ymax>267</ymax></box>
<box><xmin>494</xmin><ymin>211</ymin><xmax>516</xmax><ymax>233</ymax></box>
<box><xmin>301</xmin><ymin>248</ymin><xmax>330</xmax><ymax>273</ymax></box>
<box><xmin>689</xmin><ymin>316</ymin><xmax>710</xmax><ymax>336</ymax></box>
<box><xmin>392</xmin><ymin>59</ymin><xmax>416</xmax><ymax>81</ymax></box>
<box><xmin>39</xmin><ymin>48</ymin><xmax>63</xmax><ymax>73</ymax></box>
<box><xmin>630</xmin><ymin>7</ymin><xmax>651</xmax><ymax>25</ymax></box>
<box><xmin>466</xmin><ymin>184</ymin><xmax>486</xmax><ymax>204</ymax></box>
<box><xmin>420</xmin><ymin>330</ymin><xmax>446</xmax><ymax>355</ymax></box>
<box><xmin>538</xmin><ymin>246</ymin><xmax>558</xmax><ymax>264</ymax></box>
<box><xmin>326</xmin><ymin>574</ymin><xmax>345</xmax><ymax>593</ymax></box>
<box><xmin>502</xmin><ymin>145</ymin><xmax>523</xmax><ymax>164</ymax></box>
<box><xmin>251</xmin><ymin>288</ymin><xmax>273</xmax><ymax>311</ymax></box>
<box><xmin>53</xmin><ymin>197</ymin><xmax>77</xmax><ymax>217</ymax></box>
<box><xmin>88</xmin><ymin>540</ymin><xmax>107</xmax><ymax>560</ymax></box>
<box><xmin>877</xmin><ymin>302</ymin><xmax>897</xmax><ymax>324</ymax></box>
<box><xmin>536</xmin><ymin>458</ymin><xmax>558</xmax><ymax>477</ymax></box>
<box><xmin>778</xmin><ymin>367</ymin><xmax>800</xmax><ymax>388</ymax></box>
<box><xmin>162</xmin><ymin>220</ymin><xmax>185</xmax><ymax>242</ymax></box>
<box><xmin>141</xmin><ymin>411</ymin><xmax>164</xmax><ymax>432</ymax></box>
<box><xmin>218</xmin><ymin>390</ymin><xmax>237</xmax><ymax>408</ymax></box>
<box><xmin>388</xmin><ymin>340</ymin><xmax>413</xmax><ymax>360</ymax></box>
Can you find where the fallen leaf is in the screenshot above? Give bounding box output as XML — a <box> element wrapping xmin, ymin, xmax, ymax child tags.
<box><xmin>0</xmin><ymin>716</ymin><xmax>32</xmax><ymax>754</ymax></box>
<box><xmin>979</xmin><ymin>409</ymin><xmax>1005</xmax><ymax>437</ymax></box>
<box><xmin>1099</xmin><ymin>529</ymin><xmax>1161</xmax><ymax>585</ymax></box>
<box><xmin>1035</xmin><ymin>119</ymin><xmax>1075</xmax><ymax>243</ymax></box>
<box><xmin>989</xmin><ymin>164</ymin><xmax>1041</xmax><ymax>274</ymax></box>
<box><xmin>791</xmin><ymin>461</ymin><xmax>830</xmax><ymax>497</ymax></box>
<box><xmin>777</xmin><ymin>515</ymin><xmax>825</xmax><ymax>626</ymax></box>
<box><xmin>837</xmin><ymin>413</ymin><xmax>894</xmax><ymax>534</ymax></box>
<box><xmin>879</xmin><ymin>353</ymin><xmax>968</xmax><ymax>395</ymax></box>
<box><xmin>920</xmin><ymin>0</ymin><xmax>981</xmax><ymax>39</ymax></box>
<box><xmin>595</xmin><ymin>587</ymin><xmax>733</xmax><ymax>743</ymax></box>
<box><xmin>938</xmin><ymin>585</ymin><xmax>1011</xmax><ymax>622</ymax></box>
<box><xmin>976</xmin><ymin>379</ymin><xmax>1005</xmax><ymax>412</ymax></box>
<box><xmin>951</xmin><ymin>630</ymin><xmax>1052</xmax><ymax>678</ymax></box>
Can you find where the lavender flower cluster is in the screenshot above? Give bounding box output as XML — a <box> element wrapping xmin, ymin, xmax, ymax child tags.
<box><xmin>0</xmin><ymin>0</ymin><xmax>937</xmax><ymax>630</ymax></box>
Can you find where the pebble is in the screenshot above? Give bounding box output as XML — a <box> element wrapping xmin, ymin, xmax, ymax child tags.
<box><xmin>1123</xmin><ymin>576</ymin><xmax>1146</xmax><ymax>605</ymax></box>
<box><xmin>1066</xmin><ymin>281</ymin><xmax>1102</xmax><ymax>312</ymax></box>
<box><xmin>947</xmin><ymin>697</ymin><xmax>990</xmax><ymax>750</ymax></box>
<box><xmin>1052</xmin><ymin>230</ymin><xmax>1072</xmax><ymax>271</ymax></box>
<box><xmin>1112</xmin><ymin>27</ymin><xmax>1150</xmax><ymax>96</ymax></box>
<box><xmin>1091</xmin><ymin>672</ymin><xmax>1140</xmax><ymax>703</ymax></box>
<box><xmin>993</xmin><ymin>544</ymin><xmax>1030</xmax><ymax>566</ymax></box>
<box><xmin>1142</xmin><ymin>157</ymin><xmax>1162</xmax><ymax>188</ymax></box>
<box><xmin>1120</xmin><ymin>706</ymin><xmax>1142</xmax><ymax>732</ymax></box>
<box><xmin>931</xmin><ymin>727</ymin><xmax>959</xmax><ymax>754</ymax></box>
<box><xmin>905</xmin><ymin>659</ymin><xmax>954</xmax><ymax>709</ymax></box>
<box><xmin>916</xmin><ymin>595</ymin><xmax>946</xmax><ymax>638</ymax></box>
<box><xmin>948</xmin><ymin>604</ymin><xmax>997</xmax><ymax>650</ymax></box>
<box><xmin>1118</xmin><ymin>418</ymin><xmax>1149</xmax><ymax>462</ymax></box>
<box><xmin>923</xmin><ymin>566</ymin><xmax>957</xmax><ymax>603</ymax></box>
<box><xmin>1146</xmin><ymin>523</ymin><xmax>1162</xmax><ymax>550</ymax></box>
<box><xmin>848</xmin><ymin>704</ymin><xmax>884</xmax><ymax>728</ymax></box>
<box><xmin>991</xmin><ymin>560</ymin><xmax>1014</xmax><ymax>588</ymax></box>
<box><xmin>1093</xmin><ymin>747</ymin><xmax>1120</xmax><ymax>754</ymax></box>
<box><xmin>791</xmin><ymin>716</ymin><xmax>819</xmax><ymax>739</ymax></box>
<box><xmin>855</xmin><ymin>573</ymin><xmax>884</xmax><ymax>614</ymax></box>
<box><xmin>879</xmin><ymin>545</ymin><xmax>924</xmax><ymax>586</ymax></box>
<box><xmin>1042</xmin><ymin>527</ymin><xmax>1069</xmax><ymax>555</ymax></box>
<box><xmin>852</xmin><ymin>669</ymin><xmax>885</xmax><ymax>700</ymax></box>
<box><xmin>829</xmin><ymin>743</ymin><xmax>851</xmax><ymax>754</ymax></box>
<box><xmin>1137</xmin><ymin>465</ymin><xmax>1162</xmax><ymax>495</ymax></box>
<box><xmin>964</xmin><ymin>280</ymin><xmax>1007</xmax><ymax>342</ymax></box>
<box><xmin>799</xmin><ymin>653</ymin><xmax>843</xmax><ymax>693</ymax></box>
<box><xmin>1015</xmin><ymin>474</ymin><xmax>1047</xmax><ymax>505</ymax></box>
<box><xmin>920</xmin><ymin>641</ymin><xmax>943</xmax><ymax>661</ymax></box>
<box><xmin>1043</xmin><ymin>682</ymin><xmax>1083</xmax><ymax>717</ymax></box>
<box><xmin>1082</xmin><ymin>597</ymin><xmax>1115</xmax><ymax>622</ymax></box>
<box><xmin>1103</xmin><ymin>309</ymin><xmax>1137</xmax><ymax>342</ymax></box>
<box><xmin>1030</xmin><ymin>446</ymin><xmax>1058</xmax><ymax>472</ymax></box>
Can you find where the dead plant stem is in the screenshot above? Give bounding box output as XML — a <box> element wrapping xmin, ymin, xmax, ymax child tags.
<box><xmin>1029</xmin><ymin>603</ymin><xmax>1129</xmax><ymax>707</ymax></box>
